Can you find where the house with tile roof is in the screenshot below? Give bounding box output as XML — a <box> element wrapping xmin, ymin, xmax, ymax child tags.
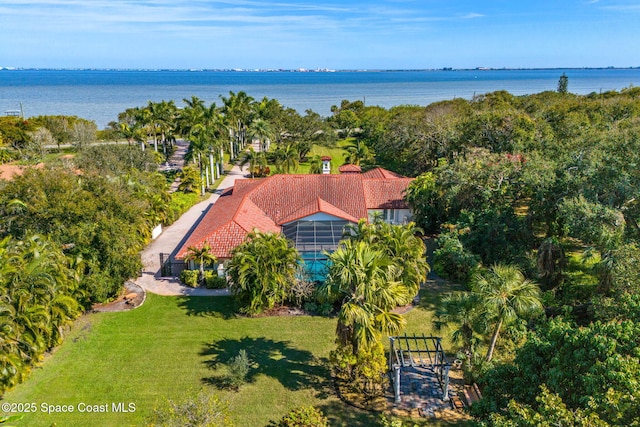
<box><xmin>175</xmin><ymin>166</ymin><xmax>413</xmax><ymax>279</ymax></box>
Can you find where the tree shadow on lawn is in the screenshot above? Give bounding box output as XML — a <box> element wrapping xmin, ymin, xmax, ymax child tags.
<box><xmin>201</xmin><ymin>336</ymin><xmax>331</xmax><ymax>397</ymax></box>
<box><xmin>418</xmin><ymin>275</ymin><xmax>465</xmax><ymax>312</ymax></box>
<box><xmin>177</xmin><ymin>295</ymin><xmax>237</xmax><ymax>319</ymax></box>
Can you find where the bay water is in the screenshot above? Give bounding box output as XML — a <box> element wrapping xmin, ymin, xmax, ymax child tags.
<box><xmin>1</xmin><ymin>68</ymin><xmax>639</xmax><ymax>128</ymax></box>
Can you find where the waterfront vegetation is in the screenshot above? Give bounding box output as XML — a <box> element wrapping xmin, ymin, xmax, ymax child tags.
<box><xmin>1</xmin><ymin>83</ymin><xmax>640</xmax><ymax>425</ymax></box>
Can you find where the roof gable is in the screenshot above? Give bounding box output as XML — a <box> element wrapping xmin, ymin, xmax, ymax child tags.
<box><xmin>280</xmin><ymin>197</ymin><xmax>360</xmax><ymax>224</ymax></box>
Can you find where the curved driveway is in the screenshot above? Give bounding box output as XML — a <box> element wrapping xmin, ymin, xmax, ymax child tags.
<box><xmin>135</xmin><ymin>148</ymin><xmax>251</xmax><ymax>296</ymax></box>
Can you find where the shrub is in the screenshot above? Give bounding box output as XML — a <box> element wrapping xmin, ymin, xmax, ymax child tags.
<box><xmin>330</xmin><ymin>341</ymin><xmax>388</xmax><ymax>405</ymax></box>
<box><xmin>167</xmin><ymin>192</ymin><xmax>201</xmax><ymax>225</ymax></box>
<box><xmin>303</xmin><ymin>301</ymin><xmax>334</xmax><ymax>316</ymax></box>
<box><xmin>148</xmin><ymin>389</ymin><xmax>233</xmax><ymax>427</ymax></box>
<box><xmin>180</xmin><ymin>270</ymin><xmax>199</xmax><ymax>287</ymax></box>
<box><xmin>204</xmin><ymin>273</ymin><xmax>227</xmax><ymax>289</ymax></box>
<box><xmin>222</xmin><ymin>349</ymin><xmax>251</xmax><ymax>391</ymax></box>
<box><xmin>277</xmin><ymin>406</ymin><xmax>329</xmax><ymax>427</ymax></box>
<box><xmin>289</xmin><ymin>273</ymin><xmax>316</xmax><ymax>307</ymax></box>
<box><xmin>433</xmin><ymin>231</ymin><xmax>480</xmax><ymax>285</ymax></box>
<box><xmin>0</xmin><ymin>147</ymin><xmax>17</xmax><ymax>164</ymax></box>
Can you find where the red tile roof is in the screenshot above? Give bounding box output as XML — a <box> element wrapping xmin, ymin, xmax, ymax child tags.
<box><xmin>363</xmin><ymin>178</ymin><xmax>414</xmax><ymax>209</ymax></box>
<box><xmin>175</xmin><ymin>167</ymin><xmax>412</xmax><ymax>259</ymax></box>
<box><xmin>339</xmin><ymin>164</ymin><xmax>362</xmax><ymax>173</ymax></box>
<box><xmin>279</xmin><ymin>197</ymin><xmax>361</xmax><ymax>224</ymax></box>
<box><xmin>361</xmin><ymin>167</ymin><xmax>406</xmax><ymax>179</ymax></box>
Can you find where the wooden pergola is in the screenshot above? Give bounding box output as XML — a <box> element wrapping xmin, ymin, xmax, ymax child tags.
<box><xmin>389</xmin><ymin>334</ymin><xmax>451</xmax><ymax>403</ymax></box>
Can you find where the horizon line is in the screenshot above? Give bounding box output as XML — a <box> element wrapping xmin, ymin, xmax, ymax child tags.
<box><xmin>2</xmin><ymin>66</ymin><xmax>640</xmax><ymax>73</ymax></box>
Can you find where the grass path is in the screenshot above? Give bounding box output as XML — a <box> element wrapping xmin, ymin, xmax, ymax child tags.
<box><xmin>3</xmin><ymin>287</ymin><xmax>462</xmax><ymax>427</ymax></box>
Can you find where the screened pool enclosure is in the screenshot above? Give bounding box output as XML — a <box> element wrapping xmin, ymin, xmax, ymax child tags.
<box><xmin>282</xmin><ymin>220</ymin><xmax>351</xmax><ymax>281</ymax></box>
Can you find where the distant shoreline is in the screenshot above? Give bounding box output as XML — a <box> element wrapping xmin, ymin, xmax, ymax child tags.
<box><xmin>3</xmin><ymin>67</ymin><xmax>639</xmax><ymax>128</ymax></box>
<box><xmin>1</xmin><ymin>66</ymin><xmax>639</xmax><ymax>73</ymax></box>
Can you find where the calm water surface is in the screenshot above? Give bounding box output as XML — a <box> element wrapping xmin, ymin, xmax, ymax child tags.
<box><xmin>1</xmin><ymin>69</ymin><xmax>639</xmax><ymax>128</ymax></box>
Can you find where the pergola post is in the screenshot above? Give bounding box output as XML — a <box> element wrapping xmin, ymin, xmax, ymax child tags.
<box><xmin>390</xmin><ymin>334</ymin><xmax>451</xmax><ymax>403</ymax></box>
<box><xmin>389</xmin><ymin>337</ymin><xmax>395</xmax><ymax>371</ymax></box>
<box><xmin>443</xmin><ymin>364</ymin><xmax>451</xmax><ymax>400</ymax></box>
<box><xmin>394</xmin><ymin>365</ymin><xmax>401</xmax><ymax>403</ymax></box>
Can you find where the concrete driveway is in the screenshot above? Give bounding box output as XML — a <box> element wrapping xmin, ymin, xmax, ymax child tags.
<box><xmin>135</xmin><ymin>153</ymin><xmax>250</xmax><ymax>296</ymax></box>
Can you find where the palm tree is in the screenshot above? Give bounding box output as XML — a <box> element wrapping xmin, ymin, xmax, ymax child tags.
<box><xmin>0</xmin><ymin>233</ymin><xmax>81</xmax><ymax>388</ymax></box>
<box><xmin>153</xmin><ymin>100</ymin><xmax>178</xmax><ymax>155</ymax></box>
<box><xmin>282</xmin><ymin>144</ymin><xmax>299</xmax><ymax>174</ymax></box>
<box><xmin>308</xmin><ymin>155</ymin><xmax>323</xmax><ymax>174</ymax></box>
<box><xmin>473</xmin><ymin>264</ymin><xmax>543</xmax><ymax>361</ymax></box>
<box><xmin>178</xmin><ymin>96</ymin><xmax>205</xmax><ymax>138</ymax></box>
<box><xmin>183</xmin><ymin>243</ymin><xmax>217</xmax><ymax>285</ymax></box>
<box><xmin>227</xmin><ymin>231</ymin><xmax>301</xmax><ymax>315</ymax></box>
<box><xmin>319</xmin><ymin>240</ymin><xmax>408</xmax><ymax>354</ymax></box>
<box><xmin>239</xmin><ymin>147</ymin><xmax>261</xmax><ymax>178</ymax></box>
<box><xmin>343</xmin><ymin>220</ymin><xmax>429</xmax><ymax>305</ymax></box>
<box><xmin>343</xmin><ymin>139</ymin><xmax>372</xmax><ymax>166</ymax></box>
<box><xmin>377</xmin><ymin>221</ymin><xmax>428</xmax><ymax>305</ymax></box>
<box><xmin>177</xmin><ymin>166</ymin><xmax>201</xmax><ymax>193</ymax></box>
<box><xmin>118</xmin><ymin>123</ymin><xmax>143</xmax><ymax>147</ymax></box>
<box><xmin>434</xmin><ymin>291</ymin><xmax>484</xmax><ymax>365</ymax></box>
<box><xmin>221</xmin><ymin>91</ymin><xmax>255</xmax><ymax>153</ymax></box>
<box><xmin>248</xmin><ymin>118</ymin><xmax>273</xmax><ymax>153</ymax></box>
<box><xmin>132</xmin><ymin>106</ymin><xmax>153</xmax><ymax>150</ymax></box>
<box><xmin>184</xmin><ymin>132</ymin><xmax>210</xmax><ymax>194</ymax></box>
<box><xmin>274</xmin><ymin>143</ymin><xmax>299</xmax><ymax>174</ymax></box>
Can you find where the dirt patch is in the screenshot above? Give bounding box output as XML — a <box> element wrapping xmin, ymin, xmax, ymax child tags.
<box><xmin>0</xmin><ymin>162</ymin><xmax>44</xmax><ymax>180</ymax></box>
<box><xmin>92</xmin><ymin>281</ymin><xmax>146</xmax><ymax>312</ymax></box>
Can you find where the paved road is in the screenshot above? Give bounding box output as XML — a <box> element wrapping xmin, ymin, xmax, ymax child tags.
<box><xmin>135</xmin><ymin>146</ymin><xmax>254</xmax><ymax>296</ymax></box>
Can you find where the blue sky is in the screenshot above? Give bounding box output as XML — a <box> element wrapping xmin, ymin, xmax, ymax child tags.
<box><xmin>1</xmin><ymin>0</ymin><xmax>639</xmax><ymax>69</ymax></box>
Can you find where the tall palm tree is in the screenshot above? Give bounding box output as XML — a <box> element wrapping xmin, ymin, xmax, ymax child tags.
<box><xmin>183</xmin><ymin>243</ymin><xmax>217</xmax><ymax>285</ymax></box>
<box><xmin>184</xmin><ymin>132</ymin><xmax>210</xmax><ymax>194</ymax></box>
<box><xmin>145</xmin><ymin>101</ymin><xmax>161</xmax><ymax>152</ymax></box>
<box><xmin>319</xmin><ymin>240</ymin><xmax>408</xmax><ymax>354</ymax></box>
<box><xmin>221</xmin><ymin>91</ymin><xmax>255</xmax><ymax>153</ymax></box>
<box><xmin>153</xmin><ymin>100</ymin><xmax>178</xmax><ymax>155</ymax></box>
<box><xmin>473</xmin><ymin>264</ymin><xmax>543</xmax><ymax>361</ymax></box>
<box><xmin>178</xmin><ymin>96</ymin><xmax>206</xmax><ymax>138</ymax></box>
<box><xmin>133</xmin><ymin>106</ymin><xmax>153</xmax><ymax>150</ymax></box>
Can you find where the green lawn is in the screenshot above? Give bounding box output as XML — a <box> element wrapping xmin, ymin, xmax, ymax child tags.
<box><xmin>268</xmin><ymin>139</ymin><xmax>351</xmax><ymax>175</ymax></box>
<box><xmin>3</xmin><ymin>290</ymin><xmax>465</xmax><ymax>427</ymax></box>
